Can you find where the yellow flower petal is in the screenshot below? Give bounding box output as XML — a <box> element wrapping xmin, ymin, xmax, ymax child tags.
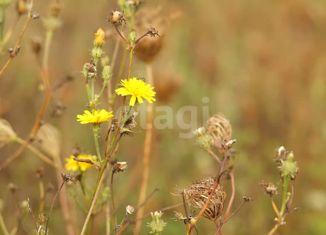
<box><xmin>76</xmin><ymin>109</ymin><xmax>113</xmax><ymax>125</ymax></box>
<box><xmin>115</xmin><ymin>77</ymin><xmax>156</xmax><ymax>106</ymax></box>
<box><xmin>65</xmin><ymin>154</ymin><xmax>97</xmax><ymax>172</ymax></box>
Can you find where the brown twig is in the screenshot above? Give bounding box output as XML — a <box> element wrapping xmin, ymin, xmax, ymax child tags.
<box><xmin>0</xmin><ymin>0</ymin><xmax>35</xmax><ymax>78</ymax></box>
<box><xmin>133</xmin><ymin>64</ymin><xmax>154</xmax><ymax>235</ymax></box>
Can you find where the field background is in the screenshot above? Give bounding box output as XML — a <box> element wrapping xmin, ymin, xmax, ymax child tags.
<box><xmin>1</xmin><ymin>0</ymin><xmax>326</xmax><ymax>234</ymax></box>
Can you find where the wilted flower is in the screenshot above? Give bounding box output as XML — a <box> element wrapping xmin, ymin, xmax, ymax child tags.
<box><xmin>147</xmin><ymin>211</ymin><xmax>166</xmax><ymax>234</ymax></box>
<box><xmin>261</xmin><ymin>182</ymin><xmax>278</xmax><ymax>197</ymax></box>
<box><xmin>65</xmin><ymin>154</ymin><xmax>97</xmax><ymax>172</ymax></box>
<box><xmin>115</xmin><ymin>77</ymin><xmax>156</xmax><ymax>106</ymax></box>
<box><xmin>113</xmin><ymin>161</ymin><xmax>128</xmax><ymax>173</ymax></box>
<box><xmin>76</xmin><ymin>109</ymin><xmax>113</xmax><ymax>125</ymax></box>
<box><xmin>206</xmin><ymin>114</ymin><xmax>232</xmax><ymax>151</ymax></box>
<box><xmin>183</xmin><ymin>177</ymin><xmax>226</xmax><ymax>221</ymax></box>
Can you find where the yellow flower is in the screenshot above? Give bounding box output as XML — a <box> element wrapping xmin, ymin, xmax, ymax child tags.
<box><xmin>115</xmin><ymin>77</ymin><xmax>156</xmax><ymax>106</ymax></box>
<box><xmin>94</xmin><ymin>28</ymin><xmax>105</xmax><ymax>46</ymax></box>
<box><xmin>65</xmin><ymin>154</ymin><xmax>97</xmax><ymax>172</ymax></box>
<box><xmin>77</xmin><ymin>109</ymin><xmax>113</xmax><ymax>125</ymax></box>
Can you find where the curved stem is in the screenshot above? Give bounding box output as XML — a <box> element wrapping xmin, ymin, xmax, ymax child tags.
<box><xmin>225</xmin><ymin>172</ymin><xmax>235</xmax><ymax>217</ymax></box>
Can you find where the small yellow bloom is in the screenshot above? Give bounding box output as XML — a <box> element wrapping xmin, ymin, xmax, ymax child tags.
<box><xmin>115</xmin><ymin>77</ymin><xmax>156</xmax><ymax>106</ymax></box>
<box><xmin>94</xmin><ymin>28</ymin><xmax>105</xmax><ymax>46</ymax></box>
<box><xmin>65</xmin><ymin>154</ymin><xmax>97</xmax><ymax>172</ymax></box>
<box><xmin>77</xmin><ymin>109</ymin><xmax>113</xmax><ymax>125</ymax></box>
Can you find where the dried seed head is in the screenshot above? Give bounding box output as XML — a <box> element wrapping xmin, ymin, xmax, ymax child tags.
<box><xmin>261</xmin><ymin>182</ymin><xmax>278</xmax><ymax>197</ymax></box>
<box><xmin>113</xmin><ymin>161</ymin><xmax>128</xmax><ymax>173</ymax></box>
<box><xmin>206</xmin><ymin>114</ymin><xmax>232</xmax><ymax>153</ymax></box>
<box><xmin>183</xmin><ymin>177</ymin><xmax>226</xmax><ymax>221</ymax></box>
<box><xmin>109</xmin><ymin>10</ymin><xmax>125</xmax><ymax>25</ymax></box>
<box><xmin>134</xmin><ymin>7</ymin><xmax>166</xmax><ymax>63</ymax></box>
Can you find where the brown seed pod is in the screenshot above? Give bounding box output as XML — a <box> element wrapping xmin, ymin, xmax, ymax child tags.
<box><xmin>134</xmin><ymin>7</ymin><xmax>166</xmax><ymax>63</ymax></box>
<box><xmin>183</xmin><ymin>177</ymin><xmax>226</xmax><ymax>221</ymax></box>
<box><xmin>206</xmin><ymin>114</ymin><xmax>232</xmax><ymax>152</ymax></box>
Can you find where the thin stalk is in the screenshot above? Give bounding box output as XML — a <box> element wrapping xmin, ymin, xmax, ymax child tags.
<box><xmin>92</xmin><ymin>125</ymin><xmax>102</xmax><ymax>160</ymax></box>
<box><xmin>0</xmin><ymin>7</ymin><xmax>5</xmax><ymax>41</ymax></box>
<box><xmin>280</xmin><ymin>176</ymin><xmax>290</xmax><ymax>215</ymax></box>
<box><xmin>0</xmin><ymin>3</ymin><xmax>34</xmax><ymax>78</ymax></box>
<box><xmin>225</xmin><ymin>172</ymin><xmax>235</xmax><ymax>217</ymax></box>
<box><xmin>0</xmin><ymin>213</ymin><xmax>10</xmax><ymax>235</ymax></box>
<box><xmin>13</xmin><ymin>137</ymin><xmax>59</xmax><ymax>169</ymax></box>
<box><xmin>80</xmin><ymin>159</ymin><xmax>109</xmax><ymax>235</ymax></box>
<box><xmin>267</xmin><ymin>223</ymin><xmax>280</xmax><ymax>235</ymax></box>
<box><xmin>127</xmin><ymin>47</ymin><xmax>134</xmax><ymax>78</ymax></box>
<box><xmin>133</xmin><ymin>64</ymin><xmax>154</xmax><ymax>235</ymax></box>
<box><xmin>0</xmin><ymin>24</ymin><xmax>53</xmax><ymax>171</ymax></box>
<box><xmin>80</xmin><ymin>131</ymin><xmax>121</xmax><ymax>235</ymax></box>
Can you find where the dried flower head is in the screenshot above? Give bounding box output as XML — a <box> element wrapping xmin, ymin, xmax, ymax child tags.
<box><xmin>261</xmin><ymin>182</ymin><xmax>278</xmax><ymax>197</ymax></box>
<box><xmin>65</xmin><ymin>154</ymin><xmax>97</xmax><ymax>172</ymax></box>
<box><xmin>134</xmin><ymin>7</ymin><xmax>166</xmax><ymax>63</ymax></box>
<box><xmin>183</xmin><ymin>177</ymin><xmax>226</xmax><ymax>221</ymax></box>
<box><xmin>109</xmin><ymin>10</ymin><xmax>125</xmax><ymax>25</ymax></box>
<box><xmin>206</xmin><ymin>114</ymin><xmax>232</xmax><ymax>146</ymax></box>
<box><xmin>113</xmin><ymin>161</ymin><xmax>128</xmax><ymax>173</ymax></box>
<box><xmin>115</xmin><ymin>77</ymin><xmax>156</xmax><ymax>106</ymax></box>
<box><xmin>76</xmin><ymin>109</ymin><xmax>113</xmax><ymax>125</ymax></box>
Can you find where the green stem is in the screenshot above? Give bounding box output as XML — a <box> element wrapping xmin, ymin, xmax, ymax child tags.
<box><xmin>92</xmin><ymin>125</ymin><xmax>102</xmax><ymax>161</ymax></box>
<box><xmin>0</xmin><ymin>213</ymin><xmax>10</xmax><ymax>235</ymax></box>
<box><xmin>80</xmin><ymin>130</ymin><xmax>121</xmax><ymax>235</ymax></box>
<box><xmin>280</xmin><ymin>176</ymin><xmax>290</xmax><ymax>216</ymax></box>
<box><xmin>80</xmin><ymin>158</ymin><xmax>109</xmax><ymax>235</ymax></box>
<box><xmin>0</xmin><ymin>7</ymin><xmax>5</xmax><ymax>42</ymax></box>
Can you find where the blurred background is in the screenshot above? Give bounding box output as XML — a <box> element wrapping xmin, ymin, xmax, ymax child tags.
<box><xmin>1</xmin><ymin>0</ymin><xmax>326</xmax><ymax>234</ymax></box>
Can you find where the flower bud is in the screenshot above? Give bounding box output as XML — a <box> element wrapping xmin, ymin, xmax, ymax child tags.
<box><xmin>94</xmin><ymin>28</ymin><xmax>105</xmax><ymax>47</ymax></box>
